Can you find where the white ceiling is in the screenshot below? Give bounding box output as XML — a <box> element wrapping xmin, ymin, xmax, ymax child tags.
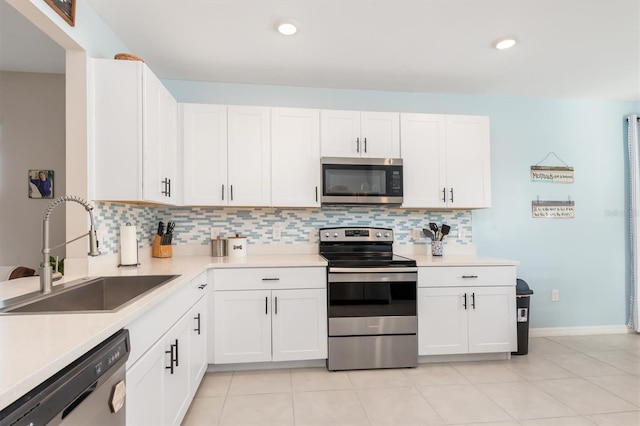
<box><xmin>3</xmin><ymin>0</ymin><xmax>640</xmax><ymax>101</ymax></box>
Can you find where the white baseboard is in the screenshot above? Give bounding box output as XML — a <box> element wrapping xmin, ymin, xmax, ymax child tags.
<box><xmin>530</xmin><ymin>324</ymin><xmax>632</xmax><ymax>337</ymax></box>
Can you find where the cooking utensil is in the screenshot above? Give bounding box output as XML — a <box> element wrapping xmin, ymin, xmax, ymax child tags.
<box><xmin>429</xmin><ymin>223</ymin><xmax>439</xmax><ymax>240</ymax></box>
<box><xmin>422</xmin><ymin>228</ymin><xmax>435</xmax><ymax>240</ymax></box>
<box><xmin>440</xmin><ymin>224</ymin><xmax>450</xmax><ymax>241</ymax></box>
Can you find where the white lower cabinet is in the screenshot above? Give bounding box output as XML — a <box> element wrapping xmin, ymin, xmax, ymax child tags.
<box><xmin>126</xmin><ymin>272</ymin><xmax>209</xmax><ymax>426</ymax></box>
<box><xmin>418</xmin><ymin>266</ymin><xmax>516</xmax><ymax>356</ymax></box>
<box><xmin>214</xmin><ymin>289</ymin><xmax>272</xmax><ymax>363</ymax></box>
<box><xmin>212</xmin><ymin>267</ymin><xmax>327</xmax><ymax>364</ymax></box>
<box><xmin>188</xmin><ymin>296</ymin><xmax>208</xmax><ymax>395</ymax></box>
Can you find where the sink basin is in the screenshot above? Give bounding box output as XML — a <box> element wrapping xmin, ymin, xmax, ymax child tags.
<box><xmin>0</xmin><ymin>275</ymin><xmax>179</xmax><ymax>314</ymax></box>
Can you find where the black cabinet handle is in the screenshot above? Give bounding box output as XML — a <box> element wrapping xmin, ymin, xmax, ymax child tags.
<box><xmin>275</xmin><ymin>297</ymin><xmax>278</xmax><ymax>315</ymax></box>
<box><xmin>194</xmin><ymin>313</ymin><xmax>201</xmax><ymax>335</ymax></box>
<box><xmin>461</xmin><ymin>275</ymin><xmax>478</xmax><ymax>279</ymax></box>
<box><xmin>471</xmin><ymin>292</ymin><xmax>476</xmax><ymax>309</ymax></box>
<box><xmin>265</xmin><ymin>296</ymin><xmax>268</xmax><ymax>315</ymax></box>
<box><xmin>364</xmin><ymin>137</ymin><xmax>367</xmax><ymax>153</ymax></box>
<box><xmin>356</xmin><ymin>137</ymin><xmax>360</xmax><ymax>153</ymax></box>
<box><xmin>167</xmin><ymin>178</ymin><xmax>171</xmax><ymax>197</ymax></box>
<box><xmin>315</xmin><ymin>186</ymin><xmax>318</xmax><ymax>202</ymax></box>
<box><xmin>230</xmin><ymin>185</ymin><xmax>234</xmax><ymax>201</ymax></box>
<box><xmin>165</xmin><ymin>343</ymin><xmax>175</xmax><ymax>374</ymax></box>
<box><xmin>222</xmin><ymin>184</ymin><xmax>225</xmax><ymax>201</ymax></box>
<box><xmin>198</xmin><ymin>283</ymin><xmax>208</xmax><ymax>289</ymax></box>
<box><xmin>261</xmin><ymin>277</ymin><xmax>280</xmax><ymax>281</ymax></box>
<box><xmin>449</xmin><ymin>187</ymin><xmax>454</xmax><ymax>203</ymax></box>
<box><xmin>174</xmin><ymin>339</ymin><xmax>179</xmax><ymax>367</ymax></box>
<box><xmin>442</xmin><ymin>187</ymin><xmax>446</xmax><ymax>203</ymax></box>
<box><xmin>463</xmin><ymin>293</ymin><xmax>467</xmax><ymax>310</ymax></box>
<box><xmin>161</xmin><ymin>178</ymin><xmax>169</xmax><ymax>196</ymax></box>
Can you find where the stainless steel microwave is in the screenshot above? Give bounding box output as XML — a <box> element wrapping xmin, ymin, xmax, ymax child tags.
<box><xmin>321</xmin><ymin>157</ymin><xmax>403</xmax><ymax>205</ymax></box>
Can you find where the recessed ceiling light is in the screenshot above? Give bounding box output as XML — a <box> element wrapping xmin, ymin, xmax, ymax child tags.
<box><xmin>494</xmin><ymin>38</ymin><xmax>517</xmax><ymax>50</ymax></box>
<box><xmin>276</xmin><ymin>19</ymin><xmax>298</xmax><ymax>36</ymax></box>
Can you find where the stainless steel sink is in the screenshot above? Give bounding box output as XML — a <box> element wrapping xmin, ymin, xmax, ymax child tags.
<box><xmin>0</xmin><ymin>275</ymin><xmax>179</xmax><ymax>314</ymax></box>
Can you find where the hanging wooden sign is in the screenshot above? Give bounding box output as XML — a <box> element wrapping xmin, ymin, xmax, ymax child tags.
<box><xmin>530</xmin><ymin>166</ymin><xmax>574</xmax><ymax>183</ymax></box>
<box><xmin>532</xmin><ymin>200</ymin><xmax>575</xmax><ymax>219</ymax></box>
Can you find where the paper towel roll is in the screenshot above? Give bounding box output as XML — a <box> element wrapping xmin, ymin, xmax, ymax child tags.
<box><xmin>120</xmin><ymin>224</ymin><xmax>138</xmax><ymax>266</ymax></box>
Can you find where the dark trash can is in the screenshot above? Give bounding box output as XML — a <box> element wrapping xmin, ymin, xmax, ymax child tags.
<box><xmin>512</xmin><ymin>278</ymin><xmax>534</xmax><ymax>355</ymax></box>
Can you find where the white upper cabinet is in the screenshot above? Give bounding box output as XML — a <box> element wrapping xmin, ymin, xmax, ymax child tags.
<box><xmin>227</xmin><ymin>106</ymin><xmax>271</xmax><ymax>206</ymax></box>
<box><xmin>180</xmin><ymin>104</ymin><xmax>270</xmax><ymax>206</ymax></box>
<box><xmin>271</xmin><ymin>107</ymin><xmax>321</xmax><ymax>207</ymax></box>
<box><xmin>444</xmin><ymin>115</ymin><xmax>491</xmax><ymax>208</ymax></box>
<box><xmin>401</xmin><ymin>113</ymin><xmax>491</xmax><ymax>209</ymax></box>
<box><xmin>320</xmin><ymin>110</ymin><xmax>400</xmax><ymax>158</ymax></box>
<box><xmin>93</xmin><ymin>59</ymin><xmax>178</xmax><ymax>205</ymax></box>
<box><xmin>181</xmin><ymin>104</ymin><xmax>228</xmax><ymax>205</ymax></box>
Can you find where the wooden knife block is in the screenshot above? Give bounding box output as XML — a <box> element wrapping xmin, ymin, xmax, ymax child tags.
<box><xmin>152</xmin><ymin>235</ymin><xmax>172</xmax><ymax>258</ymax></box>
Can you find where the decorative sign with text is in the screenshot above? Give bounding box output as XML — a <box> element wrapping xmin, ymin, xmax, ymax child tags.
<box><xmin>532</xmin><ymin>200</ymin><xmax>575</xmax><ymax>219</ymax></box>
<box><xmin>530</xmin><ymin>166</ymin><xmax>574</xmax><ymax>183</ymax></box>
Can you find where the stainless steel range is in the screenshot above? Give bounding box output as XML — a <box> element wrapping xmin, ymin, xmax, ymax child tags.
<box><xmin>320</xmin><ymin>227</ymin><xmax>418</xmax><ymax>371</ymax></box>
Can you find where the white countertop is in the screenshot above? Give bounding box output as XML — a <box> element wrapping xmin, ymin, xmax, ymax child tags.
<box><xmin>411</xmin><ymin>254</ymin><xmax>519</xmax><ymax>267</ymax></box>
<box><xmin>0</xmin><ymin>251</ymin><xmax>514</xmax><ymax>410</ymax></box>
<box><xmin>0</xmin><ymin>254</ymin><xmax>326</xmax><ymax>411</ymax></box>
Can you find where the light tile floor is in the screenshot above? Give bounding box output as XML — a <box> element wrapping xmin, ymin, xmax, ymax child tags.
<box><xmin>182</xmin><ymin>334</ymin><xmax>640</xmax><ymax>425</ymax></box>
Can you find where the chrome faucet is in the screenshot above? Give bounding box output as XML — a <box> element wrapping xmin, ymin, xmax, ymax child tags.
<box><xmin>40</xmin><ymin>195</ymin><xmax>101</xmax><ymax>293</ymax></box>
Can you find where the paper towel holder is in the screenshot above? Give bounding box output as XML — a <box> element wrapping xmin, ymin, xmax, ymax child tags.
<box><xmin>118</xmin><ymin>222</ymin><xmax>140</xmax><ymax>267</ymax></box>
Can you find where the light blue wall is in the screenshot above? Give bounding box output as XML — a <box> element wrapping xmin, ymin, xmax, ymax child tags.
<box><xmin>164</xmin><ymin>79</ymin><xmax>636</xmax><ymax>328</ymax></box>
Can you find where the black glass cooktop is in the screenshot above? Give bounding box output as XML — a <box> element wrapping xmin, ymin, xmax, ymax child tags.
<box><xmin>321</xmin><ymin>253</ymin><xmax>416</xmax><ymax>268</ymax></box>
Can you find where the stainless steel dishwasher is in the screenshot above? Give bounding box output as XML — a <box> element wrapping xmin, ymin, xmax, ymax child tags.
<box><xmin>0</xmin><ymin>329</ymin><xmax>130</xmax><ymax>426</ymax></box>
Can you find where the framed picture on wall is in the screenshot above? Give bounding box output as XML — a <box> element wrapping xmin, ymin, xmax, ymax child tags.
<box><xmin>44</xmin><ymin>0</ymin><xmax>75</xmax><ymax>27</ymax></box>
<box><xmin>28</xmin><ymin>170</ymin><xmax>54</xmax><ymax>199</ymax></box>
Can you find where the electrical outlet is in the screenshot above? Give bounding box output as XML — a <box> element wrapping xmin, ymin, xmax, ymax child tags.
<box><xmin>551</xmin><ymin>289</ymin><xmax>560</xmax><ymax>302</ymax></box>
<box><xmin>272</xmin><ymin>226</ymin><xmax>281</xmax><ymax>240</ymax></box>
<box><xmin>412</xmin><ymin>228</ymin><xmax>422</xmax><ymax>239</ymax></box>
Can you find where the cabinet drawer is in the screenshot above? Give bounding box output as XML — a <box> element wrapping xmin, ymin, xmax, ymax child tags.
<box><xmin>213</xmin><ymin>267</ymin><xmax>325</xmax><ymax>290</ymax></box>
<box><xmin>418</xmin><ymin>266</ymin><xmax>515</xmax><ymax>288</ymax></box>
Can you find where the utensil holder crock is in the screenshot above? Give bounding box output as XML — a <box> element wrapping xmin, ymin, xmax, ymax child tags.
<box><xmin>431</xmin><ymin>241</ymin><xmax>443</xmax><ymax>256</ymax></box>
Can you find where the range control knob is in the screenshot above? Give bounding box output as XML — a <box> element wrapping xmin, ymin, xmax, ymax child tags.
<box><xmin>384</xmin><ymin>232</ymin><xmax>390</xmax><ymax>238</ymax></box>
<box><xmin>376</xmin><ymin>232</ymin><xmax>382</xmax><ymax>238</ymax></box>
<box><xmin>324</xmin><ymin>232</ymin><xmax>330</xmax><ymax>238</ymax></box>
<box><xmin>333</xmin><ymin>232</ymin><xmax>339</xmax><ymax>238</ymax></box>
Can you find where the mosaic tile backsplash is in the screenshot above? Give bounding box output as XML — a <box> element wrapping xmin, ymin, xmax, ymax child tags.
<box><xmin>94</xmin><ymin>202</ymin><xmax>472</xmax><ymax>255</ymax></box>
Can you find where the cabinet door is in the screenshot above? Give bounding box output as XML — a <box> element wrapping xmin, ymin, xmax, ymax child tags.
<box><xmin>271</xmin><ymin>289</ymin><xmax>327</xmax><ymax>362</ymax></box>
<box><xmin>467</xmin><ymin>286</ymin><xmax>516</xmax><ymax>353</ymax></box>
<box><xmin>320</xmin><ymin>110</ymin><xmax>361</xmax><ymax>157</ymax></box>
<box><xmin>418</xmin><ymin>287</ymin><xmax>468</xmax><ymax>355</ymax></box>
<box><xmin>163</xmin><ymin>314</ymin><xmax>191</xmax><ymax>425</ymax></box>
<box><xmin>159</xmin><ymin>85</ymin><xmax>178</xmax><ymax>204</ymax></box>
<box><xmin>445</xmin><ymin>115</ymin><xmax>491</xmax><ymax>208</ymax></box>
<box><xmin>360</xmin><ymin>112</ymin><xmax>400</xmax><ymax>158</ymax></box>
<box><xmin>93</xmin><ymin>59</ymin><xmax>143</xmax><ymax>201</ymax></box>
<box><xmin>227</xmin><ymin>106</ymin><xmax>271</xmax><ymax>206</ymax></box>
<box><xmin>181</xmin><ymin>104</ymin><xmax>228</xmax><ymax>205</ymax></box>
<box><xmin>188</xmin><ymin>296</ymin><xmax>208</xmax><ymax>398</ymax></box>
<box><xmin>213</xmin><ymin>290</ymin><xmax>272</xmax><ymax>363</ymax></box>
<box><xmin>143</xmin><ymin>67</ymin><xmax>177</xmax><ymax>204</ymax></box>
<box><xmin>271</xmin><ymin>108</ymin><xmax>321</xmax><ymax>207</ymax></box>
<box><xmin>126</xmin><ymin>338</ymin><xmax>165</xmax><ymax>426</ymax></box>
<box><xmin>400</xmin><ymin>113</ymin><xmax>447</xmax><ymax>208</ymax></box>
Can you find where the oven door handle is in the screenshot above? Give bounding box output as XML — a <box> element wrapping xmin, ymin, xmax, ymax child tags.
<box><xmin>328</xmin><ymin>271</ymin><xmax>417</xmax><ymax>283</ymax></box>
<box><xmin>328</xmin><ymin>267</ymin><xmax>417</xmax><ymax>273</ymax></box>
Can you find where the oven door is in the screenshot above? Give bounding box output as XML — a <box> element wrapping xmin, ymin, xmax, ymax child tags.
<box><xmin>328</xmin><ymin>268</ymin><xmax>416</xmax><ymax>315</ymax></box>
